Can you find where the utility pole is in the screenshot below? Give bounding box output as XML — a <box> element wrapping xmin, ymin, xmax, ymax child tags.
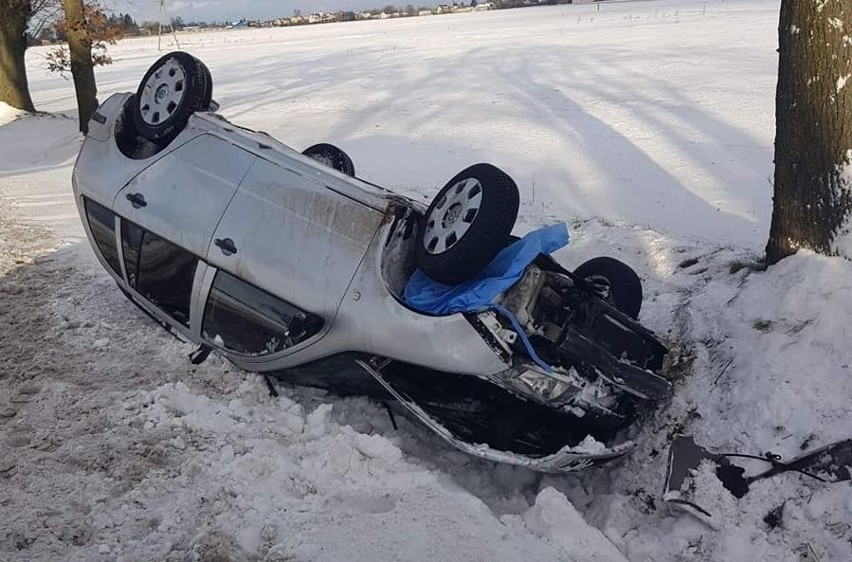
<box><xmin>157</xmin><ymin>0</ymin><xmax>180</xmax><ymax>51</ymax></box>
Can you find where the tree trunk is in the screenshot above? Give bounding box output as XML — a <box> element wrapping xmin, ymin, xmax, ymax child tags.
<box><xmin>63</xmin><ymin>0</ymin><xmax>97</xmax><ymax>134</ymax></box>
<box><xmin>766</xmin><ymin>0</ymin><xmax>852</xmax><ymax>265</ymax></box>
<box><xmin>0</xmin><ymin>1</ymin><xmax>36</xmax><ymax>111</ymax></box>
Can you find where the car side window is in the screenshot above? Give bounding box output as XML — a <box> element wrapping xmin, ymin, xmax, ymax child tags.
<box><xmin>83</xmin><ymin>198</ymin><xmax>122</xmax><ymax>275</ymax></box>
<box><xmin>202</xmin><ymin>270</ymin><xmax>323</xmax><ymax>356</ymax></box>
<box><xmin>121</xmin><ymin>220</ymin><xmax>198</xmax><ymax>327</ymax></box>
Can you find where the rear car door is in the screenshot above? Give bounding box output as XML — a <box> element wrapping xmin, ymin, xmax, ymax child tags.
<box><xmin>205</xmin><ymin>157</ymin><xmax>385</xmax><ymax>334</ymax></box>
<box><xmin>113</xmin><ymin>134</ymin><xmax>256</xmax><ymax>258</ymax></box>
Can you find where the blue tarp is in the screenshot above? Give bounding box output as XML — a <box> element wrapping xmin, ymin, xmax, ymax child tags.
<box><xmin>403</xmin><ymin>222</ymin><xmax>570</xmax><ymax>315</ymax></box>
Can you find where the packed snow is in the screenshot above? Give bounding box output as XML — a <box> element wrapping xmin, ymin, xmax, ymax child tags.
<box><xmin>2</xmin><ymin>0</ymin><xmax>851</xmax><ymax>560</ymax></box>
<box><xmin>0</xmin><ymin>103</ymin><xmax>24</xmax><ymax>127</ymax></box>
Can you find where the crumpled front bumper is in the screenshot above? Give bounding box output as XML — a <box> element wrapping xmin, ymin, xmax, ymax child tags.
<box><xmin>356</xmin><ymin>359</ymin><xmax>636</xmax><ymax>473</ymax></box>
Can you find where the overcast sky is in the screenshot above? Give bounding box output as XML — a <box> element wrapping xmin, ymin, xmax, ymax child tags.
<box><xmin>110</xmin><ymin>0</ymin><xmax>436</xmax><ymax>22</ymax></box>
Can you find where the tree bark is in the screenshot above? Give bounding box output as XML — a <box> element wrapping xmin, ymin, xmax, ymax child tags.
<box><xmin>0</xmin><ymin>1</ymin><xmax>36</xmax><ymax>111</ymax></box>
<box><xmin>766</xmin><ymin>0</ymin><xmax>852</xmax><ymax>264</ymax></box>
<box><xmin>63</xmin><ymin>0</ymin><xmax>97</xmax><ymax>134</ymax></box>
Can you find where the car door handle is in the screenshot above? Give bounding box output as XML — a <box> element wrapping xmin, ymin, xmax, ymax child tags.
<box><xmin>125</xmin><ymin>192</ymin><xmax>147</xmax><ymax>208</ymax></box>
<box><xmin>214</xmin><ymin>237</ymin><xmax>237</xmax><ymax>256</ymax></box>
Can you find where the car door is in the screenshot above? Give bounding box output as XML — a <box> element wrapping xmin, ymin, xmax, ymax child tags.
<box><xmin>113</xmin><ymin>134</ymin><xmax>256</xmax><ymax>258</ymax></box>
<box><xmin>205</xmin><ymin>157</ymin><xmax>385</xmax><ymax>328</ymax></box>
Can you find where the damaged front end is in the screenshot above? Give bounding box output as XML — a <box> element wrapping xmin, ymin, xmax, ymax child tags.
<box><xmin>357</xmin><ymin>358</ymin><xmax>636</xmax><ymax>472</ymax></box>
<box><xmin>358</xmin><ymin>259</ymin><xmax>670</xmax><ymax>472</ymax></box>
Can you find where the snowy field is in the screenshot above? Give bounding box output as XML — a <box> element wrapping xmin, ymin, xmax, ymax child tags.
<box><xmin>2</xmin><ymin>0</ymin><xmax>852</xmax><ymax>560</ymax></box>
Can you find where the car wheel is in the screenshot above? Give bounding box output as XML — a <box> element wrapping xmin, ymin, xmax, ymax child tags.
<box><xmin>132</xmin><ymin>51</ymin><xmax>212</xmax><ymax>145</ymax></box>
<box><xmin>415</xmin><ymin>163</ymin><xmax>519</xmax><ymax>285</ymax></box>
<box><xmin>302</xmin><ymin>143</ymin><xmax>356</xmax><ymax>177</ymax></box>
<box><xmin>574</xmin><ymin>257</ymin><xmax>643</xmax><ymax>319</ymax></box>
<box><xmin>198</xmin><ymin>59</ymin><xmax>214</xmax><ymax>110</ymax></box>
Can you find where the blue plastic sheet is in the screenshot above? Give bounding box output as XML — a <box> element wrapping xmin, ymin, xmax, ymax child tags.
<box><xmin>403</xmin><ymin>222</ymin><xmax>570</xmax><ymax>315</ymax></box>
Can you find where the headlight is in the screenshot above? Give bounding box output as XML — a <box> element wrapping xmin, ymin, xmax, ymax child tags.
<box><xmin>518</xmin><ymin>369</ymin><xmax>577</xmax><ymax>401</ymax></box>
<box><xmin>492</xmin><ymin>362</ymin><xmax>586</xmax><ymax>413</ymax></box>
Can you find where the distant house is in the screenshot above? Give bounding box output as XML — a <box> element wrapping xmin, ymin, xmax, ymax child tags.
<box><xmin>232</xmin><ymin>19</ymin><xmax>248</xmax><ymax>29</ymax></box>
<box><xmin>419</xmin><ymin>9</ymin><xmax>433</xmax><ymax>16</ymax></box>
<box><xmin>435</xmin><ymin>4</ymin><xmax>452</xmax><ymax>13</ymax></box>
<box><xmin>474</xmin><ymin>2</ymin><xmax>494</xmax><ymax>10</ymax></box>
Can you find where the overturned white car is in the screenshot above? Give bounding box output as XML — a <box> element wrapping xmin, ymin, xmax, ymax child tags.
<box><xmin>73</xmin><ymin>52</ymin><xmax>670</xmax><ymax>472</ymax></box>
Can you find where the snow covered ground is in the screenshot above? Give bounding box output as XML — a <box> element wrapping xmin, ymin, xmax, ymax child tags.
<box><xmin>2</xmin><ymin>0</ymin><xmax>851</xmax><ymax>560</ymax></box>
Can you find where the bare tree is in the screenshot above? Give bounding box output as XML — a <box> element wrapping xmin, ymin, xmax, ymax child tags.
<box><xmin>0</xmin><ymin>1</ymin><xmax>36</xmax><ymax>110</ymax></box>
<box><xmin>62</xmin><ymin>0</ymin><xmax>98</xmax><ymax>133</ymax></box>
<box><xmin>766</xmin><ymin>0</ymin><xmax>852</xmax><ymax>264</ymax></box>
<box><xmin>30</xmin><ymin>0</ymin><xmax>63</xmax><ymax>38</ymax></box>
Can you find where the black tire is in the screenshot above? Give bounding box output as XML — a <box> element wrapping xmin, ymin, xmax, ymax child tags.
<box><xmin>415</xmin><ymin>163</ymin><xmax>519</xmax><ymax>285</ymax></box>
<box><xmin>198</xmin><ymin>59</ymin><xmax>214</xmax><ymax>110</ymax></box>
<box><xmin>574</xmin><ymin>257</ymin><xmax>643</xmax><ymax>319</ymax></box>
<box><xmin>302</xmin><ymin>143</ymin><xmax>356</xmax><ymax>177</ymax></box>
<box><xmin>131</xmin><ymin>51</ymin><xmax>212</xmax><ymax>145</ymax></box>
